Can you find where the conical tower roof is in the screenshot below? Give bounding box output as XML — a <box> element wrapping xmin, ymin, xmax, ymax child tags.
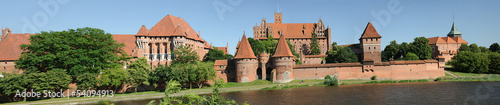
<box><xmin>136</xmin><ymin>25</ymin><xmax>148</xmax><ymax>35</ymax></box>
<box><xmin>234</xmin><ymin>34</ymin><xmax>257</xmax><ymax>59</ymax></box>
<box><xmin>273</xmin><ymin>35</ymin><xmax>294</xmax><ymax>57</ymax></box>
<box><xmin>360</xmin><ymin>22</ymin><xmax>382</xmax><ymax>39</ymax></box>
<box><xmin>447</xmin><ymin>22</ymin><xmax>462</xmax><ymax>36</ymax></box>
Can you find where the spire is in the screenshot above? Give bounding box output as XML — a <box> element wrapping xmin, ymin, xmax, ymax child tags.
<box><xmin>273</xmin><ymin>35</ymin><xmax>294</xmax><ymax>58</ymax></box>
<box><xmin>447</xmin><ymin>21</ymin><xmax>462</xmax><ymax>36</ymax></box>
<box><xmin>360</xmin><ymin>22</ymin><xmax>381</xmax><ymax>39</ymax></box>
<box><xmin>234</xmin><ymin>34</ymin><xmax>257</xmax><ymax>59</ymax></box>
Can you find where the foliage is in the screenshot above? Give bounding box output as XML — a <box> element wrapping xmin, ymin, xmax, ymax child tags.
<box><xmin>404</xmin><ymin>52</ymin><xmax>420</xmax><ymax>60</ymax></box>
<box><xmin>309</xmin><ymin>33</ymin><xmax>321</xmax><ymax>55</ymax></box>
<box><xmin>150</xmin><ymin>62</ymin><xmax>215</xmax><ymax>89</ymax></box>
<box><xmin>15</xmin><ymin>27</ymin><xmax>125</xmax><ymax>76</ymax></box>
<box><xmin>450</xmin><ymin>51</ymin><xmax>490</xmax><ymax>73</ymax></box>
<box><xmin>0</xmin><ymin>73</ymin><xmax>29</xmax><ymax>101</ymax></box>
<box><xmin>172</xmin><ymin>45</ymin><xmax>199</xmax><ymax>64</ymax></box>
<box><xmin>98</xmin><ymin>67</ymin><xmax>129</xmax><ymax>89</ymax></box>
<box><xmin>409</xmin><ymin>37</ymin><xmax>432</xmax><ymax>60</ymax></box>
<box><xmin>0</xmin><ymin>70</ymin><xmax>71</xmax><ymax>101</ymax></box>
<box><xmin>382</xmin><ymin>40</ymin><xmax>400</xmax><ymax>61</ymax></box>
<box><xmin>489</xmin><ymin>43</ymin><xmax>500</xmax><ymax>53</ymax></box>
<box><xmin>459</xmin><ymin>43</ymin><xmax>470</xmax><ymax>51</ymax></box>
<box><xmin>203</xmin><ymin>48</ymin><xmax>234</xmax><ymax>62</ymax></box>
<box><xmin>469</xmin><ymin>43</ymin><xmax>481</xmax><ymax>53</ymax></box>
<box><xmin>247</xmin><ymin>36</ymin><xmax>298</xmax><ymax>58</ymax></box>
<box><xmin>396</xmin><ymin>42</ymin><xmax>410</xmax><ymax>59</ymax></box>
<box><xmin>326</xmin><ymin>42</ymin><xmax>358</xmax><ymax>63</ymax></box>
<box><xmin>371</xmin><ymin>75</ymin><xmax>377</xmax><ymax>80</ymax></box>
<box><xmin>488</xmin><ymin>52</ymin><xmax>500</xmax><ymax>74</ymax></box>
<box><xmin>479</xmin><ymin>46</ymin><xmax>490</xmax><ymax>53</ymax></box>
<box><xmin>323</xmin><ymin>74</ymin><xmax>339</xmax><ymax>86</ymax></box>
<box><xmin>127</xmin><ymin>58</ymin><xmax>152</xmax><ymax>92</ymax></box>
<box><xmin>76</xmin><ymin>73</ymin><xmax>98</xmax><ymax>90</ymax></box>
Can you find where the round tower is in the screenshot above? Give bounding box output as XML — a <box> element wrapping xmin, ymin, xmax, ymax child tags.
<box><xmin>272</xmin><ymin>35</ymin><xmax>295</xmax><ymax>83</ymax></box>
<box><xmin>259</xmin><ymin>52</ymin><xmax>270</xmax><ymax>80</ymax></box>
<box><xmin>233</xmin><ymin>34</ymin><xmax>258</xmax><ymax>83</ymax></box>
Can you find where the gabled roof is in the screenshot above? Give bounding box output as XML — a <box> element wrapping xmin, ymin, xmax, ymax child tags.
<box><xmin>112</xmin><ymin>34</ymin><xmax>136</xmax><ymax>57</ymax></box>
<box><xmin>234</xmin><ymin>34</ymin><xmax>256</xmax><ymax>59</ymax></box>
<box><xmin>265</xmin><ymin>23</ymin><xmax>320</xmax><ymax>39</ymax></box>
<box><xmin>136</xmin><ymin>25</ymin><xmax>148</xmax><ymax>35</ymax></box>
<box><xmin>360</xmin><ymin>22</ymin><xmax>381</xmax><ymax>39</ymax></box>
<box><xmin>216</xmin><ymin>47</ymin><xmax>228</xmax><ymax>54</ymax></box>
<box><xmin>214</xmin><ymin>60</ymin><xmax>228</xmax><ymax>66</ymax></box>
<box><xmin>441</xmin><ymin>37</ymin><xmax>457</xmax><ymax>43</ymax></box>
<box><xmin>428</xmin><ymin>37</ymin><xmax>447</xmax><ymax>44</ymax></box>
<box><xmin>147</xmin><ymin>15</ymin><xmax>203</xmax><ymax>41</ymax></box>
<box><xmin>0</xmin><ymin>33</ymin><xmax>32</xmax><ymax>61</ymax></box>
<box><xmin>203</xmin><ymin>40</ymin><xmax>213</xmax><ymax>49</ymax></box>
<box><xmin>272</xmin><ymin>35</ymin><xmax>294</xmax><ymax>58</ymax></box>
<box><xmin>447</xmin><ymin>22</ymin><xmax>462</xmax><ymax>36</ymax></box>
<box><xmin>451</xmin><ymin>37</ymin><xmax>468</xmax><ymax>44</ymax></box>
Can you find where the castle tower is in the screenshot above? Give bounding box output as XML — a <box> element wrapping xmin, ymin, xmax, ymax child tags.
<box><xmin>272</xmin><ymin>35</ymin><xmax>295</xmax><ymax>83</ymax></box>
<box><xmin>274</xmin><ymin>12</ymin><xmax>282</xmax><ymax>24</ymax></box>
<box><xmin>360</xmin><ymin>22</ymin><xmax>382</xmax><ymax>64</ymax></box>
<box><xmin>258</xmin><ymin>52</ymin><xmax>270</xmax><ymax>80</ymax></box>
<box><xmin>447</xmin><ymin>21</ymin><xmax>462</xmax><ymax>38</ymax></box>
<box><xmin>233</xmin><ymin>34</ymin><xmax>258</xmax><ymax>83</ymax></box>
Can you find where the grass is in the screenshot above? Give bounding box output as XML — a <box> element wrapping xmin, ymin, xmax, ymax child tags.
<box><xmin>261</xmin><ymin>84</ymin><xmax>310</xmax><ymax>90</ymax></box>
<box><xmin>361</xmin><ymin>79</ymin><xmax>429</xmax><ymax>84</ymax></box>
<box><xmin>446</xmin><ymin>70</ymin><xmax>484</xmax><ymax>76</ymax></box>
<box><xmin>435</xmin><ymin>74</ymin><xmax>500</xmax><ymax>82</ymax></box>
<box><xmin>289</xmin><ymin>79</ymin><xmax>323</xmax><ymax>83</ymax></box>
<box><xmin>221</xmin><ymin>80</ymin><xmax>273</xmax><ymax>88</ymax></box>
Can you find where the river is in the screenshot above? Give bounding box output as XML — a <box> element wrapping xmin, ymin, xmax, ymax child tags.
<box><xmin>112</xmin><ymin>82</ymin><xmax>500</xmax><ymax>105</ymax></box>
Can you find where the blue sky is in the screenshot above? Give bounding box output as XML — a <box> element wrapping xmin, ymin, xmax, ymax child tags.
<box><xmin>1</xmin><ymin>0</ymin><xmax>499</xmax><ymax>55</ymax></box>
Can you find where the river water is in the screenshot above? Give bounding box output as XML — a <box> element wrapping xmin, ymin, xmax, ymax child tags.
<box><xmin>112</xmin><ymin>82</ymin><xmax>500</xmax><ymax>105</ymax></box>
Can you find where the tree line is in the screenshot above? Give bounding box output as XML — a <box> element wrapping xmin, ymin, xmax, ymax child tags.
<box><xmin>381</xmin><ymin>37</ymin><xmax>432</xmax><ymax>61</ymax></box>
<box><xmin>450</xmin><ymin>43</ymin><xmax>500</xmax><ymax>73</ymax></box>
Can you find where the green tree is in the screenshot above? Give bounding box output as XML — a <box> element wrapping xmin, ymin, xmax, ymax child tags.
<box><xmin>323</xmin><ymin>74</ymin><xmax>339</xmax><ymax>86</ymax></box>
<box><xmin>459</xmin><ymin>43</ymin><xmax>470</xmax><ymax>51</ymax></box>
<box><xmin>0</xmin><ymin>73</ymin><xmax>29</xmax><ymax>101</ymax></box>
<box><xmin>203</xmin><ymin>48</ymin><xmax>233</xmax><ymax>62</ymax></box>
<box><xmin>489</xmin><ymin>43</ymin><xmax>500</xmax><ymax>53</ymax></box>
<box><xmin>326</xmin><ymin>42</ymin><xmax>358</xmax><ymax>63</ymax></box>
<box><xmin>479</xmin><ymin>46</ymin><xmax>490</xmax><ymax>53</ymax></box>
<box><xmin>15</xmin><ymin>27</ymin><xmax>125</xmax><ymax>76</ymax></box>
<box><xmin>247</xmin><ymin>36</ymin><xmax>298</xmax><ymax>58</ymax></box>
<box><xmin>98</xmin><ymin>67</ymin><xmax>129</xmax><ymax>91</ymax></box>
<box><xmin>29</xmin><ymin>69</ymin><xmax>72</xmax><ymax>97</ymax></box>
<box><xmin>172</xmin><ymin>45</ymin><xmax>199</xmax><ymax>64</ymax></box>
<box><xmin>309</xmin><ymin>33</ymin><xmax>321</xmax><ymax>55</ymax></box>
<box><xmin>488</xmin><ymin>52</ymin><xmax>500</xmax><ymax>73</ymax></box>
<box><xmin>404</xmin><ymin>52</ymin><xmax>419</xmax><ymax>60</ymax></box>
<box><xmin>382</xmin><ymin>40</ymin><xmax>400</xmax><ymax>61</ymax></box>
<box><xmin>469</xmin><ymin>43</ymin><xmax>481</xmax><ymax>53</ymax></box>
<box><xmin>76</xmin><ymin>73</ymin><xmax>98</xmax><ymax>90</ymax></box>
<box><xmin>409</xmin><ymin>37</ymin><xmax>432</xmax><ymax>60</ymax></box>
<box><xmin>450</xmin><ymin>51</ymin><xmax>490</xmax><ymax>73</ymax></box>
<box><xmin>127</xmin><ymin>58</ymin><xmax>152</xmax><ymax>93</ymax></box>
<box><xmin>192</xmin><ymin>62</ymin><xmax>216</xmax><ymax>88</ymax></box>
<box><xmin>396</xmin><ymin>42</ymin><xmax>410</xmax><ymax>59</ymax></box>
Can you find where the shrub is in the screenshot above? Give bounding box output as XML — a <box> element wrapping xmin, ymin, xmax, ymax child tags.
<box><xmin>371</xmin><ymin>75</ymin><xmax>377</xmax><ymax>80</ymax></box>
<box><xmin>323</xmin><ymin>74</ymin><xmax>339</xmax><ymax>86</ymax></box>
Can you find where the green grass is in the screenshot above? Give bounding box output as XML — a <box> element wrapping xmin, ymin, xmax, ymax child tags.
<box><xmin>435</xmin><ymin>74</ymin><xmax>500</xmax><ymax>82</ymax></box>
<box><xmin>261</xmin><ymin>84</ymin><xmax>310</xmax><ymax>90</ymax></box>
<box><xmin>446</xmin><ymin>70</ymin><xmax>484</xmax><ymax>76</ymax></box>
<box><xmin>221</xmin><ymin>80</ymin><xmax>273</xmax><ymax>88</ymax></box>
<box><xmin>289</xmin><ymin>79</ymin><xmax>323</xmax><ymax>83</ymax></box>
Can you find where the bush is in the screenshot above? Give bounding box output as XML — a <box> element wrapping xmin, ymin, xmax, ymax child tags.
<box><xmin>371</xmin><ymin>75</ymin><xmax>377</xmax><ymax>80</ymax></box>
<box><xmin>323</xmin><ymin>74</ymin><xmax>339</xmax><ymax>86</ymax></box>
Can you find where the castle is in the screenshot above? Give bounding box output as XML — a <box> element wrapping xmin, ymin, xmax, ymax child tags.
<box><xmin>214</xmin><ymin>21</ymin><xmax>446</xmax><ymax>83</ymax></box>
<box><xmin>427</xmin><ymin>21</ymin><xmax>468</xmax><ymax>63</ymax></box>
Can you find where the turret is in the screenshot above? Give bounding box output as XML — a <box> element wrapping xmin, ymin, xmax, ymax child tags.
<box><xmin>274</xmin><ymin>12</ymin><xmax>282</xmax><ymax>24</ymax></box>
<box><xmin>233</xmin><ymin>33</ymin><xmax>258</xmax><ymax>83</ymax></box>
<box><xmin>447</xmin><ymin>21</ymin><xmax>462</xmax><ymax>38</ymax></box>
<box><xmin>258</xmin><ymin>52</ymin><xmax>270</xmax><ymax>80</ymax></box>
<box><xmin>359</xmin><ymin>22</ymin><xmax>382</xmax><ymax>64</ymax></box>
<box><xmin>272</xmin><ymin>35</ymin><xmax>295</xmax><ymax>83</ymax></box>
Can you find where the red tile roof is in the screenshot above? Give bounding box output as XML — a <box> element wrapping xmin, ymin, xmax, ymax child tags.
<box><xmin>441</xmin><ymin>37</ymin><xmax>457</xmax><ymax>43</ymax></box>
<box><xmin>423</xmin><ymin>60</ymin><xmax>439</xmax><ymax>63</ymax></box>
<box><xmin>389</xmin><ymin>60</ymin><xmax>426</xmax><ymax>65</ymax></box>
<box><xmin>234</xmin><ymin>34</ymin><xmax>256</xmax><ymax>59</ymax></box>
<box><xmin>112</xmin><ymin>34</ymin><xmax>136</xmax><ymax>56</ymax></box>
<box><xmin>294</xmin><ymin>63</ymin><xmax>362</xmax><ymax>68</ymax></box>
<box><xmin>428</xmin><ymin>37</ymin><xmax>447</xmax><ymax>44</ymax></box>
<box><xmin>451</xmin><ymin>37</ymin><xmax>468</xmax><ymax>44</ymax></box>
<box><xmin>265</xmin><ymin>23</ymin><xmax>323</xmax><ymax>39</ymax></box>
<box><xmin>273</xmin><ymin>35</ymin><xmax>294</xmax><ymax>58</ymax></box>
<box><xmin>214</xmin><ymin>60</ymin><xmax>228</xmax><ymax>66</ymax></box>
<box><xmin>360</xmin><ymin>22</ymin><xmax>381</xmax><ymax>39</ymax></box>
<box><xmin>216</xmin><ymin>47</ymin><xmax>228</xmax><ymax>54</ymax></box>
<box><xmin>136</xmin><ymin>25</ymin><xmax>148</xmax><ymax>35</ymax></box>
<box><xmin>0</xmin><ymin>33</ymin><xmax>32</xmax><ymax>61</ymax></box>
<box><xmin>146</xmin><ymin>15</ymin><xmax>204</xmax><ymax>41</ymax></box>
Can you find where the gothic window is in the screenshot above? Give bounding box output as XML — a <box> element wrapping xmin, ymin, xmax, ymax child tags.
<box><xmin>366</xmin><ymin>39</ymin><xmax>368</xmax><ymax>41</ymax></box>
<box><xmin>371</xmin><ymin>39</ymin><xmax>373</xmax><ymax>41</ymax></box>
<box><xmin>374</xmin><ymin>47</ymin><xmax>376</xmax><ymax>49</ymax></box>
<box><xmin>369</xmin><ymin>47</ymin><xmax>371</xmax><ymax>50</ymax></box>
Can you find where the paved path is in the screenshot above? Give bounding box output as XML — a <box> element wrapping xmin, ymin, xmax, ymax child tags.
<box><xmin>9</xmin><ymin>82</ymin><xmax>320</xmax><ymax>105</ymax></box>
<box><xmin>444</xmin><ymin>70</ymin><xmax>459</xmax><ymax>77</ymax></box>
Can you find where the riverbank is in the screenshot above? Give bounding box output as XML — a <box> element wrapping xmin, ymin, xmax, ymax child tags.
<box><xmin>3</xmin><ymin>70</ymin><xmax>500</xmax><ymax>105</ymax></box>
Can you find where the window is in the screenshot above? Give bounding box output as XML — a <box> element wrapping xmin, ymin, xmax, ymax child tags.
<box><xmin>371</xmin><ymin>39</ymin><xmax>373</xmax><ymax>41</ymax></box>
<box><xmin>376</xmin><ymin>39</ymin><xmax>378</xmax><ymax>41</ymax></box>
<box><xmin>369</xmin><ymin>47</ymin><xmax>371</xmax><ymax>49</ymax></box>
<box><xmin>374</xmin><ymin>47</ymin><xmax>376</xmax><ymax>49</ymax></box>
<box><xmin>220</xmin><ymin>66</ymin><xmax>224</xmax><ymax>69</ymax></box>
<box><xmin>366</xmin><ymin>39</ymin><xmax>368</xmax><ymax>41</ymax></box>
<box><xmin>442</xmin><ymin>47</ymin><xmax>444</xmax><ymax>51</ymax></box>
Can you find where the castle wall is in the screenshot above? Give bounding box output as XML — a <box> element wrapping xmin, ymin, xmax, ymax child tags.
<box><xmin>273</xmin><ymin>57</ymin><xmax>294</xmax><ymax>83</ymax></box>
<box><xmin>0</xmin><ymin>61</ymin><xmax>22</xmax><ymax>74</ymax></box>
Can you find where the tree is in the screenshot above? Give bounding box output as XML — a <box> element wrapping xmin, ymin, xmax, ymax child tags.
<box><xmin>15</xmin><ymin>27</ymin><xmax>125</xmax><ymax>76</ymax></box>
<box><xmin>127</xmin><ymin>58</ymin><xmax>152</xmax><ymax>93</ymax></box>
<box><xmin>488</xmin><ymin>52</ymin><xmax>500</xmax><ymax>74</ymax></box>
<box><xmin>479</xmin><ymin>46</ymin><xmax>490</xmax><ymax>53</ymax></box>
<box><xmin>489</xmin><ymin>43</ymin><xmax>500</xmax><ymax>53</ymax></box>
<box><xmin>396</xmin><ymin>42</ymin><xmax>410</xmax><ymax>59</ymax></box>
<box><xmin>459</xmin><ymin>43</ymin><xmax>470</xmax><ymax>51</ymax></box>
<box><xmin>76</xmin><ymin>73</ymin><xmax>98</xmax><ymax>90</ymax></box>
<box><xmin>469</xmin><ymin>43</ymin><xmax>481</xmax><ymax>53</ymax></box>
<box><xmin>409</xmin><ymin>37</ymin><xmax>432</xmax><ymax>60</ymax></box>
<box><xmin>192</xmin><ymin>62</ymin><xmax>216</xmax><ymax>88</ymax></box>
<box><xmin>450</xmin><ymin>51</ymin><xmax>490</xmax><ymax>73</ymax></box>
<box><xmin>29</xmin><ymin>69</ymin><xmax>72</xmax><ymax>97</ymax></box>
<box><xmin>323</xmin><ymin>74</ymin><xmax>339</xmax><ymax>86</ymax></box>
<box><xmin>0</xmin><ymin>73</ymin><xmax>29</xmax><ymax>101</ymax></box>
<box><xmin>98</xmin><ymin>67</ymin><xmax>129</xmax><ymax>91</ymax></box>
<box><xmin>404</xmin><ymin>52</ymin><xmax>419</xmax><ymax>60</ymax></box>
<box><xmin>203</xmin><ymin>48</ymin><xmax>233</xmax><ymax>62</ymax></box>
<box><xmin>326</xmin><ymin>42</ymin><xmax>358</xmax><ymax>63</ymax></box>
<box><xmin>309</xmin><ymin>33</ymin><xmax>321</xmax><ymax>55</ymax></box>
<box><xmin>382</xmin><ymin>40</ymin><xmax>400</xmax><ymax>61</ymax></box>
<box><xmin>247</xmin><ymin>36</ymin><xmax>298</xmax><ymax>58</ymax></box>
<box><xmin>172</xmin><ymin>45</ymin><xmax>199</xmax><ymax>64</ymax></box>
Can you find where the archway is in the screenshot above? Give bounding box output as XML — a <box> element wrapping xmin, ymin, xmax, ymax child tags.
<box><xmin>266</xmin><ymin>67</ymin><xmax>273</xmax><ymax>81</ymax></box>
<box><xmin>257</xmin><ymin>68</ymin><xmax>262</xmax><ymax>80</ymax></box>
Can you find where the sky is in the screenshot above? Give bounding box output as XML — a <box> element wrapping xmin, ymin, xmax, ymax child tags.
<box><xmin>1</xmin><ymin>0</ymin><xmax>500</xmax><ymax>55</ymax></box>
